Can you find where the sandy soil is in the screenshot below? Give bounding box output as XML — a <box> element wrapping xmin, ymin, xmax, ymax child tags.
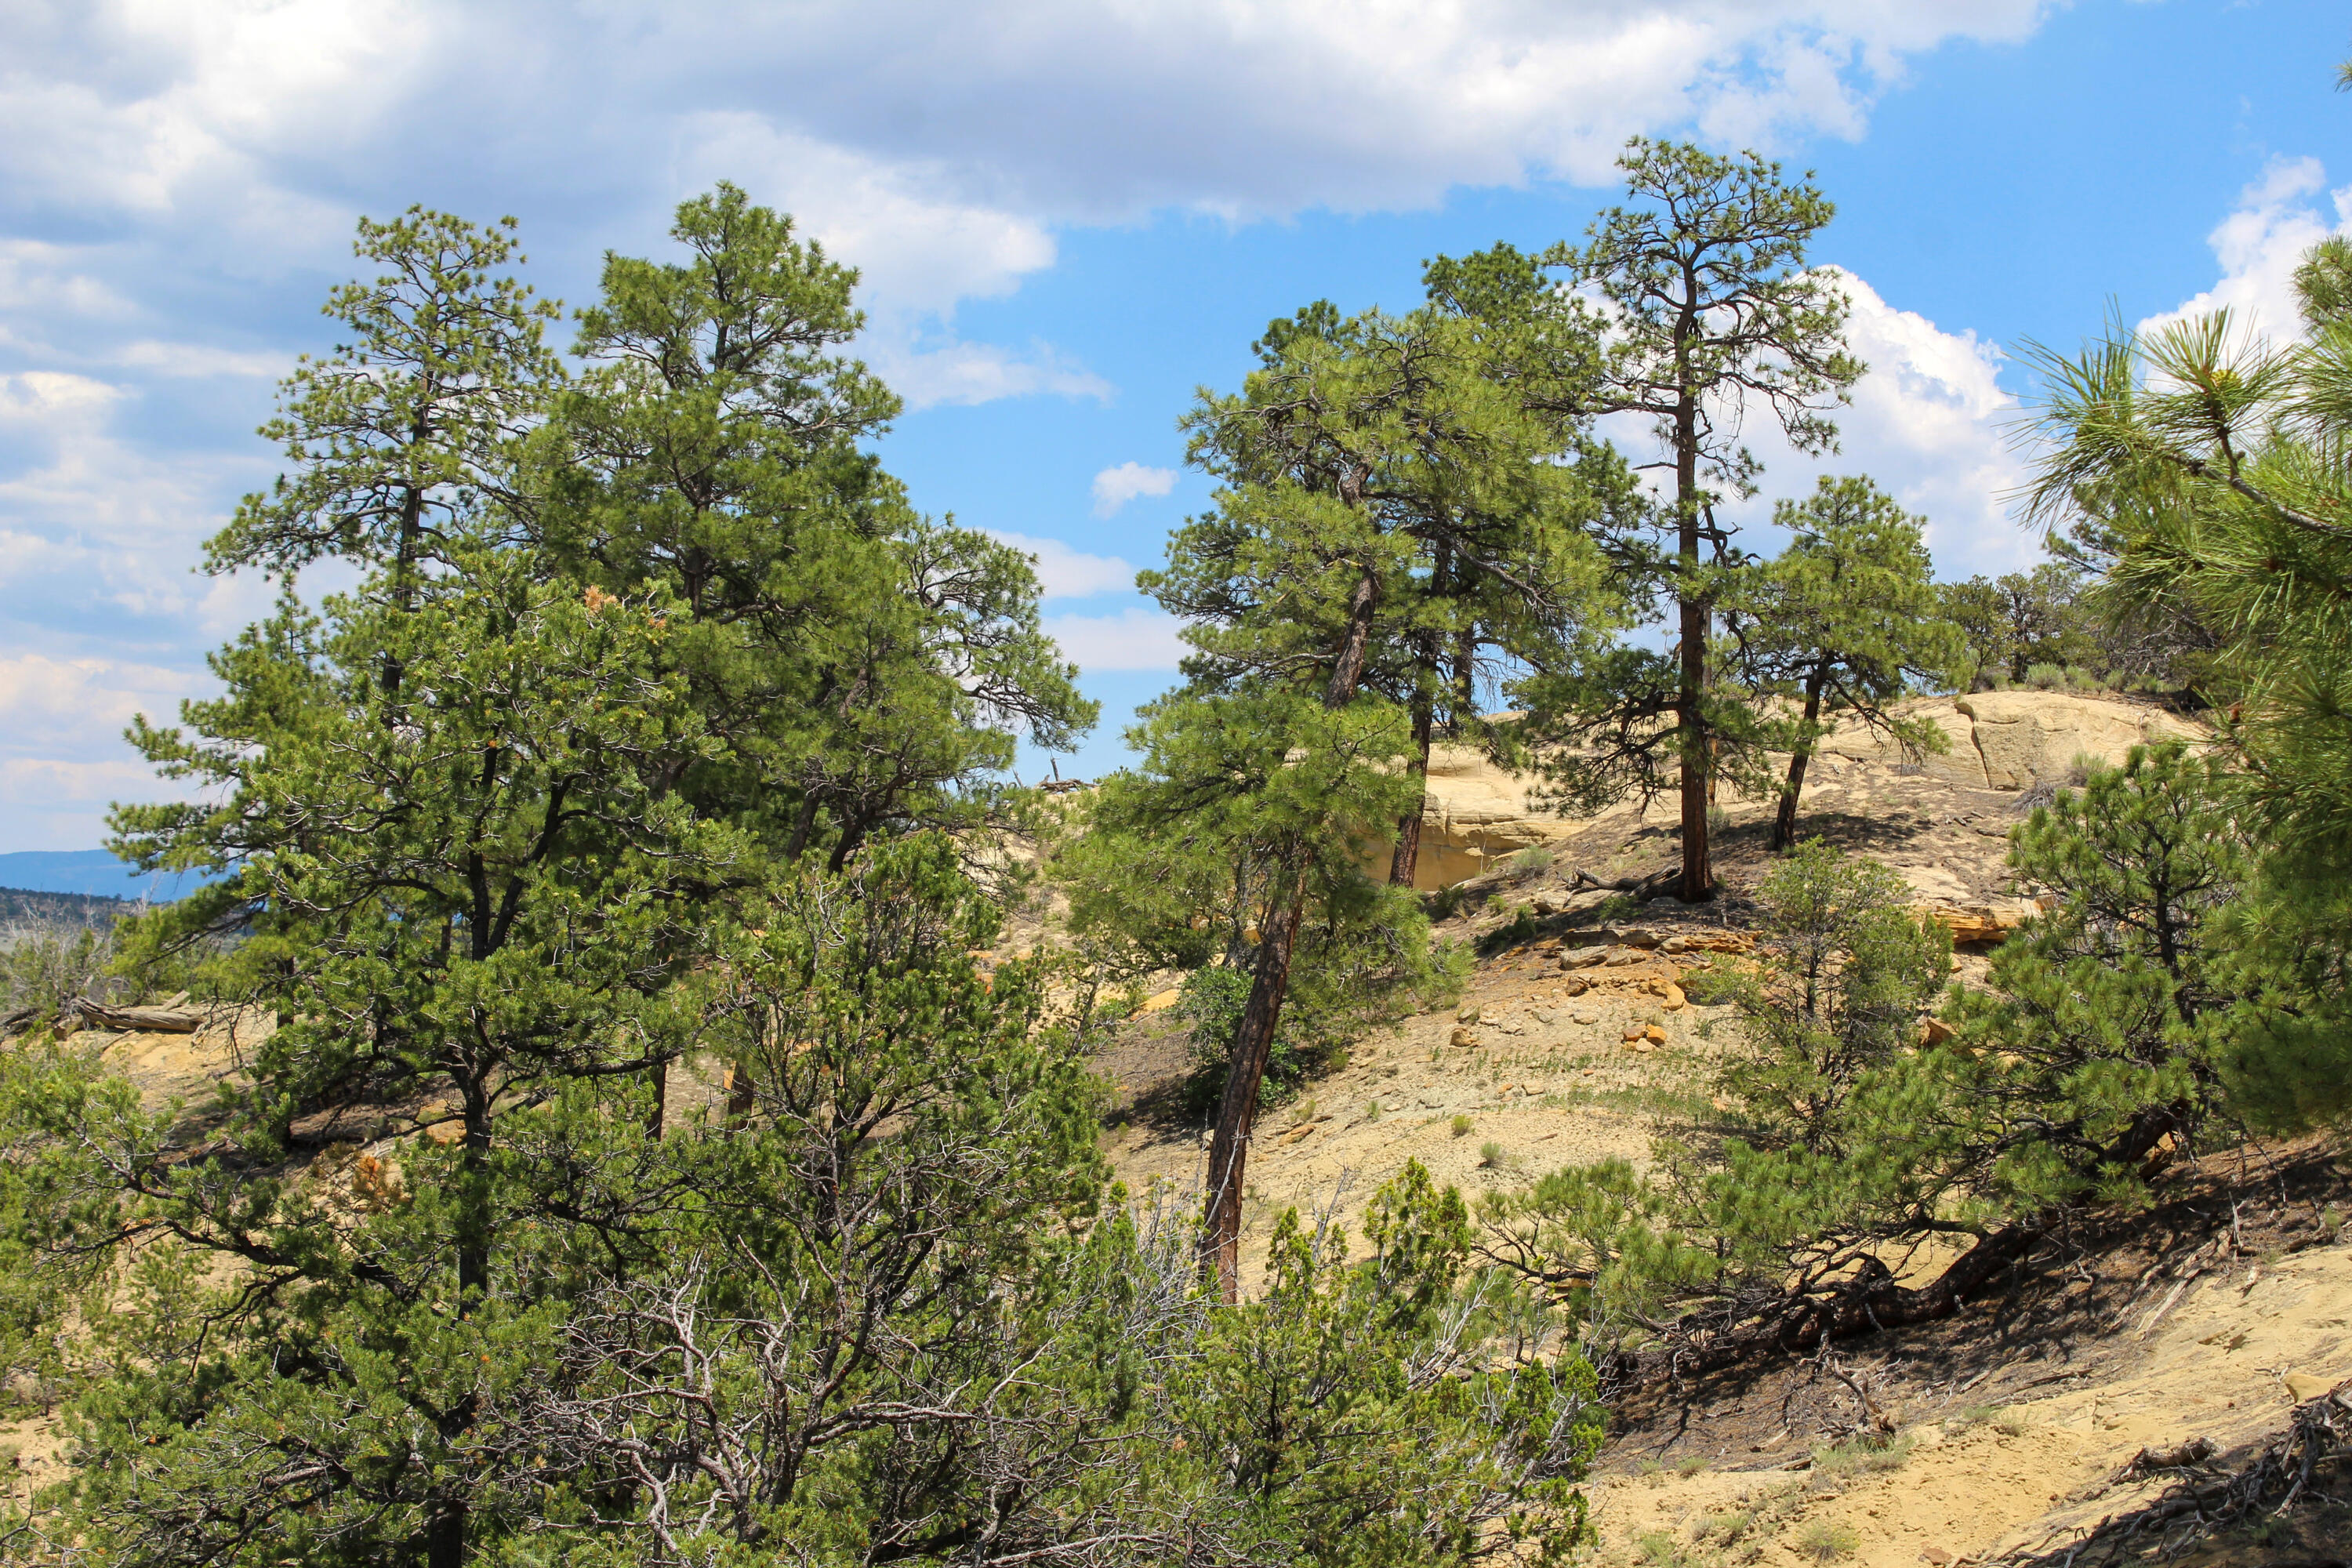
<box><xmin>1091</xmin><ymin>731</ymin><xmax>2351</xmax><ymax>1566</ymax></box>
<box><xmin>17</xmin><ymin>700</ymin><xmax>2344</xmax><ymax>1563</ymax></box>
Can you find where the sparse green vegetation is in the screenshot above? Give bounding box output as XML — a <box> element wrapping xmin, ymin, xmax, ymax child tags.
<box><xmin>1796</xmin><ymin>1518</ymin><xmax>1860</xmax><ymax>1562</ymax></box>
<box><xmin>1695</xmin><ymin>1508</ymin><xmax>1753</xmax><ymax>1544</ymax></box>
<box><xmin>15</xmin><ymin>64</ymin><xmax>2352</xmax><ymax>1568</ymax></box>
<box><xmin>1503</xmin><ymin>844</ymin><xmax>1556</xmax><ymax>880</ymax></box>
<box><xmin>1635</xmin><ymin>1526</ymin><xmax>1694</xmax><ymax>1564</ymax></box>
<box><xmin>1810</xmin><ymin>1433</ymin><xmax>1913</xmax><ymax>1478</ymax></box>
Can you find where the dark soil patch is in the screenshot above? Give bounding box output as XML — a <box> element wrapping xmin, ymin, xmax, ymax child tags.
<box><xmin>1091</xmin><ymin>1007</ymin><xmax>1201</xmax><ymax>1131</ymax></box>
<box><xmin>1596</xmin><ymin>1138</ymin><xmax>2352</xmax><ymax>1475</ymax></box>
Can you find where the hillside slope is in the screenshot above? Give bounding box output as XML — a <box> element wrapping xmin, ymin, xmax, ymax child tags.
<box><xmin>1094</xmin><ymin>690</ymin><xmax>2350</xmax><ymax>1563</ymax></box>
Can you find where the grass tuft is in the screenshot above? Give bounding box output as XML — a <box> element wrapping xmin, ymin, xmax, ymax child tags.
<box><xmin>1796</xmin><ymin>1518</ymin><xmax>1860</xmax><ymax>1562</ymax></box>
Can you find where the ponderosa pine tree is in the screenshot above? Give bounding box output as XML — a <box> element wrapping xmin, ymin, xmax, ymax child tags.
<box><xmin>1509</xmin><ymin>140</ymin><xmax>1862</xmax><ymax>898</ymax></box>
<box><xmin>1934</xmin><ymin>562</ymin><xmax>2099</xmax><ymax>688</ymax></box>
<box><xmin>543</xmin><ymin>184</ymin><xmax>1094</xmax><ymax>873</ymax></box>
<box><xmin>1392</xmin><ymin>251</ymin><xmax>1638</xmax><ymax>887</ymax></box>
<box><xmin>96</xmin><ymin>551</ymin><xmax>746</xmax><ymax>1568</ymax></box>
<box><xmin>2023</xmin><ymin>243</ymin><xmax>2352</xmax><ymax>1123</ymax></box>
<box><xmin>64</xmin><ymin>196</ymin><xmax>1093</xmax><ymax>1568</ymax></box>
<box><xmin>208</xmin><ymin>208</ymin><xmax>561</xmax><ymax>592</ymax></box>
<box><xmin>1483</xmin><ymin>751</ymin><xmax>2274</xmax><ymax>1347</ymax></box>
<box><xmin>1730</xmin><ymin>476</ymin><xmax>1964</xmax><ymax>849</ymax></box>
<box><xmin>1130</xmin><ymin>299</ymin><xmax>1614</xmax><ymax>1294</ymax></box>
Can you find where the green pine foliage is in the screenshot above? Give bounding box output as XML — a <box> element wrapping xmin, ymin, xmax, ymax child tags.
<box><xmin>2021</xmin><ymin>236</ymin><xmax>2352</xmax><ymax>1125</ymax></box>
<box><xmin>1058</xmin><ymin>684</ymin><xmax>1465</xmax><ymax>1109</ymax></box>
<box><xmin>1937</xmin><ymin>743</ymin><xmax>2254</xmax><ymax>1210</ymax></box>
<box><xmin>1482</xmin><ymin>757</ymin><xmax>2305</xmax><ymax>1341</ymax></box>
<box><xmin>542</xmin><ymin>184</ymin><xmax>1094</xmax><ymax>868</ymax></box>
<box><xmin>1731</xmin><ymin>476</ymin><xmax>1965</xmax><ymax>848</ymax></box>
<box><xmin>1485</xmin><ymin>140</ymin><xmax>1862</xmax><ymax>895</ymax></box>
<box><xmin>25</xmin><ymin>123</ymin><xmax>2352</xmax><ymax>1567</ymax></box>
<box><xmin>1934</xmin><ymin>564</ymin><xmax>2107</xmax><ymax>691</ymax></box>
<box><xmin>0</xmin><ymin>191</ymin><xmax>1614</xmax><ymax>1566</ymax></box>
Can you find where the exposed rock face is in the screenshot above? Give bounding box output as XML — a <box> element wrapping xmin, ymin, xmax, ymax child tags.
<box><xmin>1402</xmin><ymin>692</ymin><xmax>2208</xmax><ymax>890</ymax></box>
<box><xmin>1401</xmin><ymin>745</ymin><xmax>1567</xmax><ymax>889</ymax></box>
<box><xmin>1817</xmin><ymin>692</ymin><xmax>2205</xmax><ymax>793</ymax></box>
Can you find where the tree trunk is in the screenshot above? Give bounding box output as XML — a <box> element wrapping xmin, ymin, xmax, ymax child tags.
<box><xmin>430</xmin><ymin>1076</ymin><xmax>492</xmax><ymax>1568</ymax></box>
<box><xmin>1200</xmin><ymin>869</ymin><xmax>1308</xmax><ymax>1298</ymax></box>
<box><xmin>1446</xmin><ymin>619</ymin><xmax>1476</xmax><ymax>739</ymax></box>
<box><xmin>1389</xmin><ymin>678</ymin><xmax>1435</xmax><ymax>887</ymax></box>
<box><xmin>1392</xmin><ymin>546</ymin><xmax>1451</xmax><ymax>887</ymax></box>
<box><xmin>783</xmin><ymin>787</ymin><xmax>822</xmax><ymax>863</ymax></box>
<box><xmin>1200</xmin><ymin>563</ymin><xmax>1381</xmax><ymax>1300</ymax></box>
<box><xmin>1675</xmin><ymin>392</ymin><xmax>1712</xmax><ymax>902</ymax></box>
<box><xmin>826</xmin><ymin>815</ymin><xmax>867</xmax><ymax>874</ymax></box>
<box><xmin>1769</xmin><ymin>670</ymin><xmax>1827</xmax><ymax>852</ymax></box>
<box><xmin>426</xmin><ymin>1504</ymin><xmax>466</xmax><ymax>1568</ymax></box>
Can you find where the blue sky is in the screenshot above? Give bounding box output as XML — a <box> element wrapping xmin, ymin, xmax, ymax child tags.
<box><xmin>0</xmin><ymin>0</ymin><xmax>2344</xmax><ymax>849</ymax></box>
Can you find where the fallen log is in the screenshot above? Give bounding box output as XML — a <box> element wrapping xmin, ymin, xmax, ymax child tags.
<box><xmin>1570</xmin><ymin>866</ymin><xmax>1679</xmax><ymax>900</ymax></box>
<box><xmin>60</xmin><ymin>998</ymin><xmax>208</xmax><ymax>1033</ymax></box>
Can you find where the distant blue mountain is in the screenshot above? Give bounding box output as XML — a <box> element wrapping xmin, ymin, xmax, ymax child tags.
<box><xmin>0</xmin><ymin>849</ymin><xmax>216</xmax><ymax>902</ymax></box>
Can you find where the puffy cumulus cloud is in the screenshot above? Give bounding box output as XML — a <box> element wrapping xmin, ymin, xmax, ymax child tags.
<box><xmin>1624</xmin><ymin>267</ymin><xmax>2034</xmax><ymax>580</ymax></box>
<box><xmin>4</xmin><ymin>2</ymin><xmax>2057</xmax><ymax>281</ymax></box>
<box><xmin>985</xmin><ymin>531</ymin><xmax>1137</xmax><ymax>600</ymax></box>
<box><xmin>672</xmin><ymin>114</ymin><xmax>1058</xmax><ymax>314</ymax></box>
<box><xmin>2139</xmin><ymin>157</ymin><xmax>2350</xmax><ymax>348</ymax></box>
<box><xmin>0</xmin><ymin>0</ymin><xmax>2074</xmax><ymax>844</ymax></box>
<box><xmin>1810</xmin><ymin>268</ymin><xmax>2033</xmax><ymax>577</ymax></box>
<box><xmin>0</xmin><ymin>652</ymin><xmax>211</xmax><ymax>848</ymax></box>
<box><xmin>1040</xmin><ymin>607</ymin><xmax>1189</xmax><ymax>673</ymax></box>
<box><xmin>0</xmin><ymin>370</ymin><xmax>261</xmax><ymax>625</ymax></box>
<box><xmin>862</xmin><ymin>334</ymin><xmax>1113</xmax><ymax>412</ymax></box>
<box><xmin>1090</xmin><ymin>462</ymin><xmax>1178</xmax><ymax>518</ymax></box>
<box><xmin>0</xmin><ymin>0</ymin><xmax>422</xmax><ymax>239</ymax></box>
<box><xmin>583</xmin><ymin>0</ymin><xmax>2050</xmax><ymax>219</ymax></box>
<box><xmin>0</xmin><ymin>652</ymin><xmax>204</xmax><ymax>760</ymax></box>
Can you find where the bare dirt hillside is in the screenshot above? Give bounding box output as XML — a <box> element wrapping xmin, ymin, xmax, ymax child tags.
<box><xmin>1095</xmin><ymin>691</ymin><xmax>2352</xmax><ymax>1565</ymax></box>
<box><xmin>1102</xmin><ymin>691</ymin><xmax>2212</xmax><ymax>1269</ymax></box>
<box><xmin>18</xmin><ymin>693</ymin><xmax>2341</xmax><ymax>1562</ymax></box>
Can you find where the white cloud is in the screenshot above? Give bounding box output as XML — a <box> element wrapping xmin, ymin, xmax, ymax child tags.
<box><xmin>1617</xmin><ymin>267</ymin><xmax>2035</xmax><ymax>579</ymax></box>
<box><xmin>0</xmin><ymin>652</ymin><xmax>210</xmax><ymax>848</ymax></box>
<box><xmin>0</xmin><ymin>370</ymin><xmax>260</xmax><ymax>622</ymax></box>
<box><xmin>626</xmin><ymin>1</ymin><xmax>2049</xmax><ymax>219</ymax></box>
<box><xmin>0</xmin><ymin>0</ymin><xmax>2082</xmax><ymax>846</ymax></box>
<box><xmin>673</xmin><ymin>114</ymin><xmax>1058</xmax><ymax>314</ymax></box>
<box><xmin>1090</xmin><ymin>462</ymin><xmax>1178</xmax><ymax>517</ymax></box>
<box><xmin>1816</xmin><ymin>268</ymin><xmax>2033</xmax><ymax>577</ymax></box>
<box><xmin>0</xmin><ymin>239</ymin><xmax>132</xmax><ymax>321</ymax></box>
<box><xmin>115</xmin><ymin>339</ymin><xmax>288</xmax><ymax>378</ymax></box>
<box><xmin>2138</xmin><ymin>156</ymin><xmax>2349</xmax><ymax>348</ymax></box>
<box><xmin>1</xmin><ymin>3</ymin><xmax>2061</xmax><ymax>291</ymax></box>
<box><xmin>864</xmin><ymin>334</ymin><xmax>1112</xmax><ymax>412</ymax></box>
<box><xmin>985</xmin><ymin>531</ymin><xmax>1136</xmax><ymax>599</ymax></box>
<box><xmin>0</xmin><ymin>652</ymin><xmax>205</xmax><ymax>761</ymax></box>
<box><xmin>663</xmin><ymin>118</ymin><xmax>1119</xmax><ymax>405</ymax></box>
<box><xmin>0</xmin><ymin>757</ymin><xmax>201</xmax><ymax>851</ymax></box>
<box><xmin>1041</xmin><ymin>607</ymin><xmax>1189</xmax><ymax>672</ymax></box>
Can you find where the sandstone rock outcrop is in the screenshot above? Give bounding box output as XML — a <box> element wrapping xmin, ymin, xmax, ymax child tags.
<box><xmin>1398</xmin><ymin>692</ymin><xmax>2208</xmax><ymax>890</ymax></box>
<box><xmin>1815</xmin><ymin>692</ymin><xmax>2205</xmax><ymax>793</ymax></box>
